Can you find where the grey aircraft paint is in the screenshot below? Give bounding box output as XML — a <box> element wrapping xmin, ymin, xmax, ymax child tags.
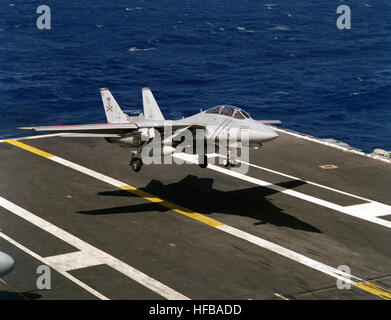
<box><xmin>0</xmin><ymin>252</ymin><xmax>15</xmax><ymax>277</ymax></box>
<box><xmin>20</xmin><ymin>88</ymin><xmax>279</xmax><ymax>172</ymax></box>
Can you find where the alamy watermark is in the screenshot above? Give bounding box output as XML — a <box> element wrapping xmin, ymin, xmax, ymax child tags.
<box><xmin>336</xmin><ymin>265</ymin><xmax>352</xmax><ymax>290</ymax></box>
<box><xmin>36</xmin><ymin>5</ymin><xmax>51</xmax><ymax>30</ymax></box>
<box><xmin>336</xmin><ymin>5</ymin><xmax>351</xmax><ymax>30</ymax></box>
<box><xmin>136</xmin><ymin>126</ymin><xmax>250</xmax><ymax>174</ymax></box>
<box><xmin>36</xmin><ymin>265</ymin><xmax>51</xmax><ymax>290</ymax></box>
<box><xmin>35</xmin><ymin>5</ymin><xmax>351</xmax><ymax>31</ymax></box>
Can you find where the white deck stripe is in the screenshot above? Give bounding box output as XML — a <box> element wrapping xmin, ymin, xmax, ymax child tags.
<box><xmin>215</xmin><ymin>154</ymin><xmax>391</xmax><ymax>218</ymax></box>
<box><xmin>274</xmin><ymin>293</ymin><xmax>290</xmax><ymax>300</ymax></box>
<box><xmin>213</xmin><ymin>153</ymin><xmax>372</xmax><ymax>202</ymax></box>
<box><xmin>216</xmin><ymin>225</ymin><xmax>361</xmax><ymax>283</ymax></box>
<box><xmin>0</xmin><ymin>231</ymin><xmax>109</xmax><ymax>300</ymax></box>
<box><xmin>174</xmin><ymin>153</ymin><xmax>391</xmax><ymax>229</ymax></box>
<box><xmin>44</xmin><ymin>251</ymin><xmax>104</xmax><ymax>272</ymax></box>
<box><xmin>344</xmin><ymin>203</ymin><xmax>391</xmax><ymax>218</ymax></box>
<box><xmin>50</xmin><ymin>156</ymin><xmax>127</xmax><ymax>188</ymax></box>
<box><xmin>0</xmin><ymin>196</ymin><xmax>188</xmax><ymax>300</ymax></box>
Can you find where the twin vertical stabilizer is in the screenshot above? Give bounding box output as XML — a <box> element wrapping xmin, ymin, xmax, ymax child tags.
<box><xmin>100</xmin><ymin>87</ymin><xmax>165</xmax><ymax>123</ymax></box>
<box><xmin>100</xmin><ymin>88</ymin><xmax>129</xmax><ymax>123</ymax></box>
<box><xmin>142</xmin><ymin>87</ymin><xmax>165</xmax><ymax>120</ymax></box>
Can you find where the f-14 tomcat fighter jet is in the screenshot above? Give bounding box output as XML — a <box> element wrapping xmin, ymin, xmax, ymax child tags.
<box><xmin>21</xmin><ymin>88</ymin><xmax>279</xmax><ymax>172</ymax></box>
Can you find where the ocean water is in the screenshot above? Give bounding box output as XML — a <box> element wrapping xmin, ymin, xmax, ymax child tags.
<box><xmin>1</xmin><ymin>0</ymin><xmax>390</xmax><ymax>153</ymax></box>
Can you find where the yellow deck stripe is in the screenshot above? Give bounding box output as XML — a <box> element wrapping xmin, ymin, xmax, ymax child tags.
<box><xmin>4</xmin><ymin>139</ymin><xmax>54</xmax><ymax>158</ymax></box>
<box><xmin>355</xmin><ymin>282</ymin><xmax>391</xmax><ymax>300</ymax></box>
<box><xmin>4</xmin><ymin>139</ymin><xmax>391</xmax><ymax>299</ymax></box>
<box><xmin>120</xmin><ymin>185</ymin><xmax>224</xmax><ymax>227</ymax></box>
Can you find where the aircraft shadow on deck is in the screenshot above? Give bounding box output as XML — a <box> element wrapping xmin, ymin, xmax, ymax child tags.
<box><xmin>77</xmin><ymin>175</ymin><xmax>321</xmax><ymax>233</ymax></box>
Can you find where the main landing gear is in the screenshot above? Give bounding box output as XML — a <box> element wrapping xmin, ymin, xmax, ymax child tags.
<box><xmin>130</xmin><ymin>141</ymin><xmax>149</xmax><ymax>172</ymax></box>
<box><xmin>130</xmin><ymin>154</ymin><xmax>143</xmax><ymax>172</ymax></box>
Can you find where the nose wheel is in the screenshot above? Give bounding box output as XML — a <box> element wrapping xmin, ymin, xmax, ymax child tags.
<box><xmin>223</xmin><ymin>159</ymin><xmax>236</xmax><ymax>167</ymax></box>
<box><xmin>130</xmin><ymin>156</ymin><xmax>143</xmax><ymax>172</ymax></box>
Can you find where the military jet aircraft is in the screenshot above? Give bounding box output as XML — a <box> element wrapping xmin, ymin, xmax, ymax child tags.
<box><xmin>0</xmin><ymin>252</ymin><xmax>14</xmax><ymax>277</ymax></box>
<box><xmin>21</xmin><ymin>88</ymin><xmax>279</xmax><ymax>172</ymax></box>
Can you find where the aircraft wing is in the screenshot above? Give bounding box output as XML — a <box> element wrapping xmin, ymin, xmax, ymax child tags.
<box><xmin>20</xmin><ymin>123</ymin><xmax>139</xmax><ymax>135</ymax></box>
<box><xmin>20</xmin><ymin>122</ymin><xmax>205</xmax><ymax>137</ymax></box>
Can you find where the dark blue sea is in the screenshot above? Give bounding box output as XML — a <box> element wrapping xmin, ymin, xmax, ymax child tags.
<box><xmin>1</xmin><ymin>1</ymin><xmax>390</xmax><ymax>153</ymax></box>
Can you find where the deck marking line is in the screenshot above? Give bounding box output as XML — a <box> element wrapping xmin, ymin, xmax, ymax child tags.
<box><xmin>0</xmin><ymin>231</ymin><xmax>108</xmax><ymax>300</ymax></box>
<box><xmin>4</xmin><ymin>139</ymin><xmax>54</xmax><ymax>158</ymax></box>
<box><xmin>217</xmin><ymin>225</ymin><xmax>391</xmax><ymax>299</ymax></box>
<box><xmin>215</xmin><ymin>153</ymin><xmax>391</xmax><ymax>218</ymax></box>
<box><xmin>216</xmin><ymin>224</ymin><xmax>361</xmax><ymax>283</ymax></box>
<box><xmin>212</xmin><ymin>153</ymin><xmax>372</xmax><ymax>202</ymax></box>
<box><xmin>121</xmin><ymin>184</ymin><xmax>223</xmax><ymax>227</ymax></box>
<box><xmin>173</xmin><ymin>153</ymin><xmax>391</xmax><ymax>229</ymax></box>
<box><xmin>50</xmin><ymin>155</ymin><xmax>224</xmax><ymax>228</ymax></box>
<box><xmin>4</xmin><ymin>140</ymin><xmax>391</xmax><ymax>300</ymax></box>
<box><xmin>343</xmin><ymin>203</ymin><xmax>391</xmax><ymax>218</ymax></box>
<box><xmin>0</xmin><ymin>196</ymin><xmax>189</xmax><ymax>300</ymax></box>
<box><xmin>274</xmin><ymin>293</ymin><xmax>290</xmax><ymax>300</ymax></box>
<box><xmin>354</xmin><ymin>282</ymin><xmax>391</xmax><ymax>300</ymax></box>
<box><xmin>43</xmin><ymin>251</ymin><xmax>104</xmax><ymax>272</ymax></box>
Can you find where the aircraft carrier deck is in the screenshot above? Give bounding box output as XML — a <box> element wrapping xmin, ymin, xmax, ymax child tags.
<box><xmin>0</xmin><ymin>128</ymin><xmax>390</xmax><ymax>300</ymax></box>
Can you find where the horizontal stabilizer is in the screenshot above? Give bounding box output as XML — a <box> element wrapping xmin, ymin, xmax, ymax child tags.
<box><xmin>19</xmin><ymin>123</ymin><xmax>138</xmax><ymax>134</ymax></box>
<box><xmin>59</xmin><ymin>133</ymin><xmax>121</xmax><ymax>138</ymax></box>
<box><xmin>257</xmin><ymin>120</ymin><xmax>282</xmax><ymax>124</ymax></box>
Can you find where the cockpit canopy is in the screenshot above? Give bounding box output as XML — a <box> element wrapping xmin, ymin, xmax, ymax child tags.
<box><xmin>205</xmin><ymin>105</ymin><xmax>251</xmax><ymax>120</ymax></box>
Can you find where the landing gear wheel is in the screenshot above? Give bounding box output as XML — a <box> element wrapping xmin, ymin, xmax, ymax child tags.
<box><xmin>223</xmin><ymin>159</ymin><xmax>230</xmax><ymax>168</ymax></box>
<box><xmin>130</xmin><ymin>157</ymin><xmax>143</xmax><ymax>172</ymax></box>
<box><xmin>198</xmin><ymin>155</ymin><xmax>208</xmax><ymax>169</ymax></box>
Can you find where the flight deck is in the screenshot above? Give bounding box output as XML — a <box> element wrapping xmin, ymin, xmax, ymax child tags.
<box><xmin>0</xmin><ymin>129</ymin><xmax>390</xmax><ymax>300</ymax></box>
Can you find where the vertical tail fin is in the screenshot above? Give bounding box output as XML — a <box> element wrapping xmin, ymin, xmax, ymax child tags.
<box><xmin>100</xmin><ymin>88</ymin><xmax>128</xmax><ymax>123</ymax></box>
<box><xmin>142</xmin><ymin>88</ymin><xmax>165</xmax><ymax>120</ymax></box>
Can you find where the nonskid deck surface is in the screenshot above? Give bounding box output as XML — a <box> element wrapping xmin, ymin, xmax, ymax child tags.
<box><xmin>0</xmin><ymin>131</ymin><xmax>390</xmax><ymax>300</ymax></box>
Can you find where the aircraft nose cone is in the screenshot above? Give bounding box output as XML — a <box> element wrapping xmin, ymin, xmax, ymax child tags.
<box><xmin>250</xmin><ymin>127</ymin><xmax>279</xmax><ymax>143</ymax></box>
<box><xmin>263</xmin><ymin>128</ymin><xmax>279</xmax><ymax>142</ymax></box>
<box><xmin>0</xmin><ymin>252</ymin><xmax>15</xmax><ymax>276</ymax></box>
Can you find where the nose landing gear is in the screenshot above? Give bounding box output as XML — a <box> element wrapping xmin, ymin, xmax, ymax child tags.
<box><xmin>223</xmin><ymin>149</ymin><xmax>236</xmax><ymax>167</ymax></box>
<box><xmin>223</xmin><ymin>159</ymin><xmax>237</xmax><ymax>167</ymax></box>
